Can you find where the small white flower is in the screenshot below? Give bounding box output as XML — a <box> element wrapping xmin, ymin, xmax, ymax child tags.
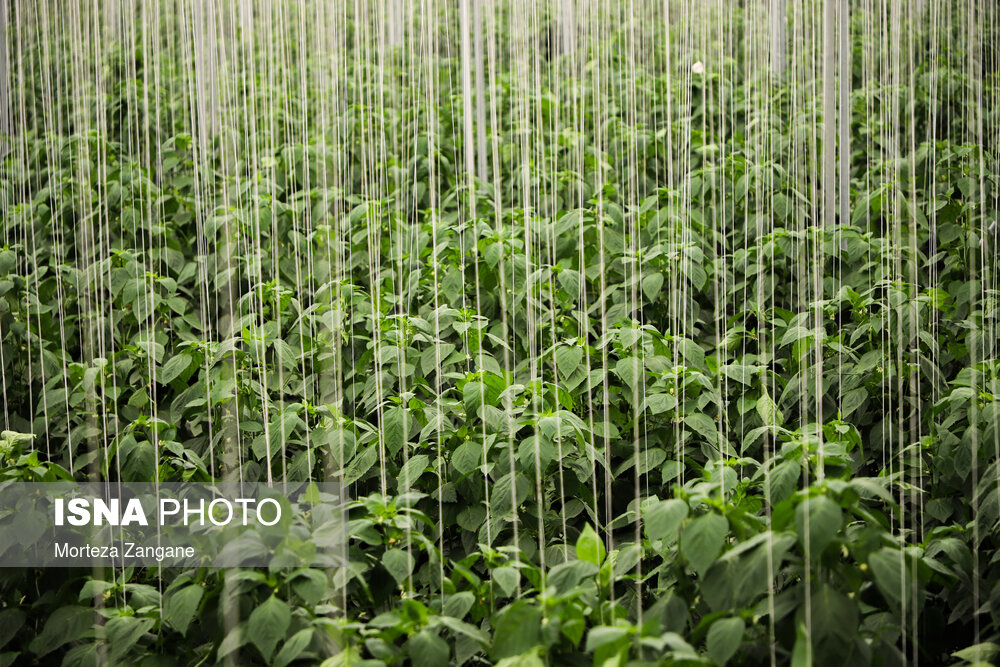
<box><xmin>692</xmin><ymin>61</ymin><xmax>705</xmax><ymax>74</ymax></box>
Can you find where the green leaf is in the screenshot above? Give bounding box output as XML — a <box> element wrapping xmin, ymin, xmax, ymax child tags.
<box><xmin>160</xmin><ymin>352</ymin><xmax>193</xmax><ymax>384</ymax></box>
<box><xmin>106</xmin><ymin>616</ymin><xmax>154</xmax><ymax>663</ymax></box>
<box><xmin>318</xmin><ymin>647</ymin><xmax>363</xmax><ymax>667</ymax></box>
<box><xmin>463</xmin><ymin>373</ymin><xmax>505</xmax><ymax>417</ymax></box>
<box><xmin>767</xmin><ymin>461</ymin><xmax>800</xmax><ymax>504</ymax></box>
<box><xmin>722</xmin><ymin>363</ymin><xmax>754</xmax><ymax>386</ymax></box>
<box><xmin>443</xmin><ymin>592</ymin><xmax>475</xmax><ymax>619</ymax></box>
<box><xmin>643</xmin><ymin>499</ymin><xmax>688</xmax><ymax>547</ymax></box>
<box><xmin>484</xmin><ymin>241</ymin><xmax>503</xmax><ymax>268</ymax></box>
<box><xmin>791</xmin><ymin>620</ymin><xmax>812</xmax><ymax>667</ymax></box>
<box><xmin>495</xmin><ymin>648</ymin><xmax>546</xmax><ymax>667</ymax></box>
<box><xmin>642</xmin><ymin>272</ymin><xmax>664</xmax><ymax>301</ymax></box>
<box><xmin>28</xmin><ymin>606</ymin><xmax>93</xmax><ymax>657</ymax></box>
<box><xmin>728</xmin><ymin>533</ymin><xmax>796</xmax><ymax>608</ymax></box>
<box><xmin>490</xmin><ymin>472</ymin><xmax>530</xmax><ymax>514</ymax></box>
<box><xmin>0</xmin><ymin>610</ymin><xmax>25</xmax><ymax>650</ymax></box>
<box><xmin>442</xmin><ymin>267</ymin><xmax>464</xmax><ymax>304</ymax></box>
<box><xmin>615</xmin><ymin>447</ymin><xmax>667</xmax><ymax>476</ymax></box>
<box><xmin>490</xmin><ymin>601</ymin><xmax>542</xmax><ymax>660</ymax></box>
<box><xmin>586</xmin><ymin>625</ymin><xmax>631</xmax><ymax>664</ymax></box>
<box><xmin>678</xmin><ymin>337</ymin><xmax>706</xmax><ymax>370</ymax></box>
<box><xmin>811</xmin><ymin>583</ymin><xmax>858</xmax><ymax>642</ymax></box>
<box><xmin>164</xmin><ymin>584</ymin><xmax>203</xmax><ymax>636</ymax></box>
<box><xmin>680</xmin><ymin>512</ymin><xmax>728</xmax><ymax>576</ymax></box>
<box><xmin>397</xmin><ymin>454</ymin><xmax>429</xmax><ymax>491</ymax></box>
<box><xmin>555</xmin><ymin>345</ymin><xmax>583</xmax><ymax>378</ymax></box>
<box><xmin>701</xmin><ymin>558</ymin><xmax>737</xmax><ymax>612</ymax></box>
<box><xmin>644</xmin><ymin>393</ymin><xmax>678</xmax><ymax>415</ymax></box>
<box><xmin>273</xmin><ymin>629</ymin><xmax>315</xmax><ymax>667</ymax></box>
<box><xmin>952</xmin><ymin>643</ymin><xmax>1000</xmax><ymax>664</ymax></box>
<box><xmin>868</xmin><ymin>548</ymin><xmax>904</xmax><ymax>610</ymax></box>
<box><xmin>585</xmin><ymin>626</ymin><xmax>630</xmax><ymax>652</ymax></box>
<box><xmin>576</xmin><ymin>524</ymin><xmax>606</xmax><ymax>565</ymax></box>
<box><xmin>684</xmin><ymin>413</ymin><xmax>718</xmax><ymax>445</ymax></box>
<box><xmin>0</xmin><ymin>249</ymin><xmax>14</xmax><ymax>274</ymax></box>
<box><xmin>291</xmin><ymin>569</ymin><xmax>327</xmax><ymax>606</ymax></box>
<box><xmin>248</xmin><ymin>595</ymin><xmax>291</xmax><ymax>661</ymax></box>
<box><xmin>383</xmin><ymin>407</ymin><xmax>407</xmax><ymax>456</ymax></box>
<box><xmin>77</xmin><ymin>579</ymin><xmax>115</xmax><ymax>601</ymax></box>
<box><xmin>59</xmin><ymin>644</ymin><xmax>97</xmax><ymax>667</ymax></box>
<box><xmin>614</xmin><ymin>357</ymin><xmax>642</xmax><ymax>390</ymax></box>
<box><xmin>756</xmin><ymin>390</ymin><xmax>783</xmax><ymax>426</ymax></box>
<box><xmin>794</xmin><ymin>495</ymin><xmax>841</xmax><ymax>561</ymax></box>
<box><xmin>217</xmin><ymin>624</ymin><xmax>247</xmax><ymax>660</ymax></box>
<box><xmin>382</xmin><ymin>548</ymin><xmax>414</xmax><ymax>584</ymax></box>
<box><xmin>493</xmin><ymin>566</ymin><xmax>519</xmax><ymax>597</ymax></box>
<box><xmin>781</xmin><ymin>326</ymin><xmax>817</xmax><ymax>346</ymax></box>
<box><xmin>547</xmin><ymin>559</ymin><xmax>598</xmax><ymax>594</ymax></box>
<box><xmin>120</xmin><ymin>439</ymin><xmax>155</xmax><ymax>481</ymax></box>
<box><xmin>518</xmin><ymin>435</ymin><xmax>555</xmax><ymax>472</ymax></box>
<box><xmin>463</xmin><ymin>380</ymin><xmax>488</xmax><ymax>418</ymax></box>
<box><xmin>452</xmin><ymin>440</ymin><xmax>483</xmax><ymax>475</ymax></box>
<box><xmin>343</xmin><ymin>444</ymin><xmax>378</xmax><ymax>484</ymax></box>
<box><xmin>840</xmin><ymin>387</ymin><xmax>867</xmax><ymax>419</ymax></box>
<box><xmin>438</xmin><ymin>616</ymin><xmax>489</xmax><ymax>644</ymax></box>
<box><xmin>706</xmin><ymin>617</ymin><xmax>745</xmax><ymax>665</ymax></box>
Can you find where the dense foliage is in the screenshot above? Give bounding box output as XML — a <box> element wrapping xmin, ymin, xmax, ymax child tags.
<box><xmin>1</xmin><ymin>3</ymin><xmax>999</xmax><ymax>666</ymax></box>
